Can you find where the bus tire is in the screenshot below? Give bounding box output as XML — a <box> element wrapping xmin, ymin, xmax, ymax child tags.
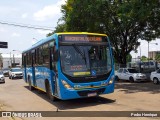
<box><xmin>46</xmin><ymin>81</ymin><xmax>57</xmax><ymax>101</ymax></box>
<box><xmin>28</xmin><ymin>77</ymin><xmax>34</xmax><ymax>91</ymax></box>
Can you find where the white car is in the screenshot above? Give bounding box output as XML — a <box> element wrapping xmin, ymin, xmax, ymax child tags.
<box><xmin>150</xmin><ymin>69</ymin><xmax>160</xmax><ymax>84</ymax></box>
<box><xmin>0</xmin><ymin>72</ymin><xmax>5</xmax><ymax>83</ymax></box>
<box><xmin>9</xmin><ymin>68</ymin><xmax>23</xmax><ymax>79</ymax></box>
<box><xmin>115</xmin><ymin>68</ymin><xmax>147</xmax><ymax>82</ymax></box>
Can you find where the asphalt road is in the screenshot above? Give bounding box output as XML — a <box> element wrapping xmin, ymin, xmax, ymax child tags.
<box><xmin>0</xmin><ymin>77</ymin><xmax>160</xmax><ymax>120</ymax></box>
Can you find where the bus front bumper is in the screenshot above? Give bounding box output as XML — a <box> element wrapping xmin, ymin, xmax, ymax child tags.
<box><xmin>59</xmin><ymin>83</ymin><xmax>114</xmax><ymax>100</ymax></box>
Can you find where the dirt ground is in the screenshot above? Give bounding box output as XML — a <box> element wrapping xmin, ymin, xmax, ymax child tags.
<box><xmin>0</xmin><ymin>78</ymin><xmax>159</xmax><ymax>120</ymax></box>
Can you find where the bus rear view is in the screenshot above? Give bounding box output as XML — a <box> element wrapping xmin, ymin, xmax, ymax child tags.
<box><xmin>22</xmin><ymin>32</ymin><xmax>115</xmax><ymax>101</ymax></box>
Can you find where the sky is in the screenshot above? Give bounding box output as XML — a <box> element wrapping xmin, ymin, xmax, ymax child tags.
<box><xmin>0</xmin><ymin>0</ymin><xmax>159</xmax><ymax>58</ymax></box>
<box><xmin>130</xmin><ymin>39</ymin><xmax>160</xmax><ymax>59</ymax></box>
<box><xmin>0</xmin><ymin>0</ymin><xmax>66</xmax><ymax>57</ymax></box>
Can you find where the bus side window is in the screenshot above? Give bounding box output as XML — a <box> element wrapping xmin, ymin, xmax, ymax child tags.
<box><xmin>26</xmin><ymin>52</ymin><xmax>31</xmax><ymax>67</ymax></box>
<box><xmin>31</xmin><ymin>50</ymin><xmax>36</xmax><ymax>66</ymax></box>
<box><xmin>35</xmin><ymin>48</ymin><xmax>39</xmax><ymax>65</ymax></box>
<box><xmin>43</xmin><ymin>43</ymin><xmax>50</xmax><ymax>67</ymax></box>
<box><xmin>38</xmin><ymin>46</ymin><xmax>43</xmax><ymax>65</ymax></box>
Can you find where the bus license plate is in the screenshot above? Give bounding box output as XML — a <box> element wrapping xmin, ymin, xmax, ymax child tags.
<box><xmin>88</xmin><ymin>92</ymin><xmax>97</xmax><ymax>97</ymax></box>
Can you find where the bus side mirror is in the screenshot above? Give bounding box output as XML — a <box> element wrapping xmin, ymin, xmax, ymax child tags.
<box><xmin>54</xmin><ymin>50</ymin><xmax>59</xmax><ymax>61</ymax></box>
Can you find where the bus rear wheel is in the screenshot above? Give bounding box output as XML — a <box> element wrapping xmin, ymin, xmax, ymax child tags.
<box><xmin>28</xmin><ymin>77</ymin><xmax>34</xmax><ymax>91</ymax></box>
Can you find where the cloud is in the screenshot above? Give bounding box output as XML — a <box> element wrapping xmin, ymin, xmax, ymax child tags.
<box><xmin>0</xmin><ymin>6</ymin><xmax>18</xmax><ymax>14</ymax></box>
<box><xmin>0</xmin><ymin>28</ymin><xmax>7</xmax><ymax>32</ymax></box>
<box><xmin>33</xmin><ymin>0</ymin><xmax>66</xmax><ymax>21</ymax></box>
<box><xmin>32</xmin><ymin>38</ymin><xmax>38</xmax><ymax>45</ymax></box>
<box><xmin>37</xmin><ymin>30</ymin><xmax>52</xmax><ymax>35</ymax></box>
<box><xmin>12</xmin><ymin>33</ymin><xmax>21</xmax><ymax>37</ymax></box>
<box><xmin>22</xmin><ymin>13</ymin><xmax>28</xmax><ymax>19</ymax></box>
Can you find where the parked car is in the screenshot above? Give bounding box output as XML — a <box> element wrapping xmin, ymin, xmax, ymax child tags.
<box><xmin>150</xmin><ymin>69</ymin><xmax>160</xmax><ymax>84</ymax></box>
<box><xmin>115</xmin><ymin>68</ymin><xmax>147</xmax><ymax>82</ymax></box>
<box><xmin>9</xmin><ymin>68</ymin><xmax>23</xmax><ymax>79</ymax></box>
<box><xmin>2</xmin><ymin>68</ymin><xmax>10</xmax><ymax>77</ymax></box>
<box><xmin>0</xmin><ymin>71</ymin><xmax>5</xmax><ymax>83</ymax></box>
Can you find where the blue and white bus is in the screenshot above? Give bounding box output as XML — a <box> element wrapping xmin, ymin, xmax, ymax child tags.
<box><xmin>22</xmin><ymin>32</ymin><xmax>115</xmax><ymax>101</ymax></box>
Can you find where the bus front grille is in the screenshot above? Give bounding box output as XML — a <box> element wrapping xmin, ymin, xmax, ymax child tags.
<box><xmin>77</xmin><ymin>88</ymin><xmax>105</xmax><ymax>97</ymax></box>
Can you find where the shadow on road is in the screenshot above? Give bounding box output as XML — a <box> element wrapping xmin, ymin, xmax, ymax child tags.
<box><xmin>24</xmin><ymin>86</ymin><xmax>116</xmax><ymax>110</ymax></box>
<box><xmin>115</xmin><ymin>81</ymin><xmax>160</xmax><ymax>94</ymax></box>
<box><xmin>54</xmin><ymin>97</ymin><xmax>116</xmax><ymax>110</ymax></box>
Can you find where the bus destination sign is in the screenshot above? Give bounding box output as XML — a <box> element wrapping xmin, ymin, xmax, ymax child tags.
<box><xmin>63</xmin><ymin>35</ymin><xmax>103</xmax><ymax>42</ymax></box>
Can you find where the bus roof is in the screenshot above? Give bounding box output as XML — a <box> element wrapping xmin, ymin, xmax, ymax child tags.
<box><xmin>56</xmin><ymin>32</ymin><xmax>107</xmax><ymax>36</ymax></box>
<box><xmin>22</xmin><ymin>32</ymin><xmax>107</xmax><ymax>53</ymax></box>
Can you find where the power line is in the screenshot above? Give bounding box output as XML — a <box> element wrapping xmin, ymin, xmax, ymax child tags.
<box><xmin>0</xmin><ymin>21</ymin><xmax>54</xmax><ymax>31</ymax></box>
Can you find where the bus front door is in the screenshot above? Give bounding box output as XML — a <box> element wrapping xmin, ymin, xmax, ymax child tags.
<box><xmin>50</xmin><ymin>46</ymin><xmax>58</xmax><ymax>96</ymax></box>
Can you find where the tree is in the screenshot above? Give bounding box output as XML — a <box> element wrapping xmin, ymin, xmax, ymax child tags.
<box><xmin>141</xmin><ymin>56</ymin><xmax>147</xmax><ymax>62</ymax></box>
<box><xmin>47</xmin><ymin>23</ymin><xmax>66</xmax><ymax>37</ymax></box>
<box><xmin>155</xmin><ymin>54</ymin><xmax>160</xmax><ymax>62</ymax></box>
<box><xmin>54</xmin><ymin>0</ymin><xmax>160</xmax><ymax>65</ymax></box>
<box><xmin>126</xmin><ymin>54</ymin><xmax>132</xmax><ymax>63</ymax></box>
<box><xmin>47</xmin><ymin>0</ymin><xmax>72</xmax><ymax>36</ymax></box>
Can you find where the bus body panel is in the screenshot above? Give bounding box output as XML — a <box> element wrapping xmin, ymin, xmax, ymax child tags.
<box><xmin>58</xmin><ymin>84</ymin><xmax>114</xmax><ymax>100</ymax></box>
<box><xmin>23</xmin><ymin>68</ymin><xmax>27</xmax><ymax>82</ymax></box>
<box><xmin>57</xmin><ymin>66</ymin><xmax>115</xmax><ymax>100</ymax></box>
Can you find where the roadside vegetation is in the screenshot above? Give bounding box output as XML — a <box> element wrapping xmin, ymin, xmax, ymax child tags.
<box><xmin>48</xmin><ymin>0</ymin><xmax>160</xmax><ymax>66</ymax></box>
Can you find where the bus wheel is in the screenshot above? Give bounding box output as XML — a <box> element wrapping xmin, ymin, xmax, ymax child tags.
<box><xmin>46</xmin><ymin>81</ymin><xmax>57</xmax><ymax>101</ymax></box>
<box><xmin>28</xmin><ymin>78</ymin><xmax>34</xmax><ymax>91</ymax></box>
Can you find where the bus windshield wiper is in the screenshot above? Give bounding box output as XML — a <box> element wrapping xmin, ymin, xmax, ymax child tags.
<box><xmin>72</xmin><ymin>44</ymin><xmax>86</xmax><ymax>64</ymax></box>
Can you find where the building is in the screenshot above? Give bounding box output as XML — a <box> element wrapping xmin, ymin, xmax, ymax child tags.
<box><xmin>1</xmin><ymin>54</ymin><xmax>22</xmax><ymax>69</ymax></box>
<box><xmin>131</xmin><ymin>57</ymin><xmax>141</xmax><ymax>63</ymax></box>
<box><xmin>149</xmin><ymin>51</ymin><xmax>160</xmax><ymax>60</ymax></box>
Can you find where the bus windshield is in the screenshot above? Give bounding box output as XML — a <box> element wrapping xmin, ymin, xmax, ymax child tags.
<box><xmin>60</xmin><ymin>44</ymin><xmax>112</xmax><ymax>77</ymax></box>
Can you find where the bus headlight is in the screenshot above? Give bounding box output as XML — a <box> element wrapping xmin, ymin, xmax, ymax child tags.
<box><xmin>61</xmin><ymin>80</ymin><xmax>73</xmax><ymax>90</ymax></box>
<box><xmin>109</xmin><ymin>75</ymin><xmax>114</xmax><ymax>84</ymax></box>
